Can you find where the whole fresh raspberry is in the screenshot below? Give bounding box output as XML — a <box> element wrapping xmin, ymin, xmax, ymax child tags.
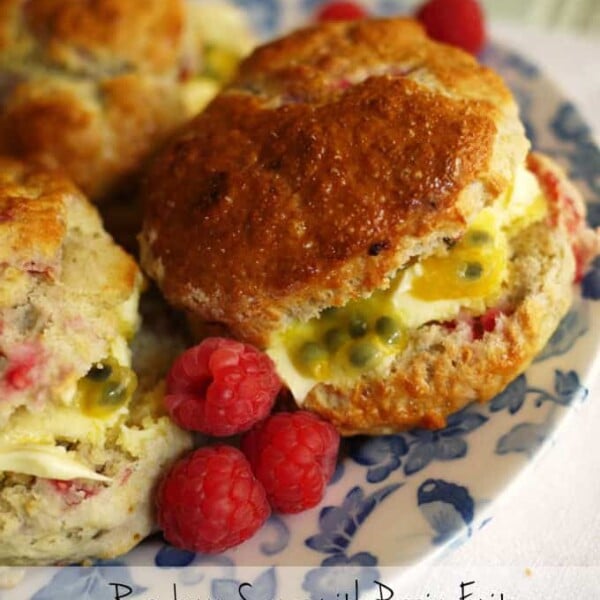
<box><xmin>165</xmin><ymin>338</ymin><xmax>281</xmax><ymax>436</ymax></box>
<box><xmin>315</xmin><ymin>1</ymin><xmax>368</xmax><ymax>22</ymax></box>
<box><xmin>416</xmin><ymin>0</ymin><xmax>486</xmax><ymax>55</ymax></box>
<box><xmin>241</xmin><ymin>411</ymin><xmax>340</xmax><ymax>513</ymax></box>
<box><xmin>156</xmin><ymin>445</ymin><xmax>271</xmax><ymax>553</ymax></box>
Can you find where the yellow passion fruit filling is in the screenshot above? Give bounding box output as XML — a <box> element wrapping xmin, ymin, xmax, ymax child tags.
<box><xmin>268</xmin><ymin>166</ymin><xmax>548</xmax><ymax>402</ymax></box>
<box><xmin>77</xmin><ymin>357</ymin><xmax>137</xmax><ymax>419</ymax></box>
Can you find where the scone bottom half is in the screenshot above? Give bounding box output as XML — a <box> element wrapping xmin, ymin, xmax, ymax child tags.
<box><xmin>139</xmin><ymin>18</ymin><xmax>599</xmax><ymax>435</ymax></box>
<box><xmin>0</xmin><ymin>158</ymin><xmax>191</xmax><ymax>565</ymax></box>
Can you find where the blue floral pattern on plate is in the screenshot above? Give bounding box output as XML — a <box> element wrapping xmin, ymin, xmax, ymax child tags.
<box><xmin>4</xmin><ymin>1</ymin><xmax>599</xmax><ymax>598</ymax></box>
<box><xmin>305</xmin><ymin>484</ymin><xmax>402</xmax><ymax>561</ymax></box>
<box><xmin>495</xmin><ymin>370</ymin><xmax>588</xmax><ymax>457</ymax></box>
<box><xmin>350</xmin><ymin>405</ymin><xmax>488</xmax><ymax>480</ymax></box>
<box><xmin>417</xmin><ymin>479</ymin><xmax>475</xmax><ymax>544</ymax></box>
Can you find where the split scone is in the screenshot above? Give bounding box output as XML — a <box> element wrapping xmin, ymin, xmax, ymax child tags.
<box><xmin>139</xmin><ymin>18</ymin><xmax>596</xmax><ymax>435</ymax></box>
<box><xmin>0</xmin><ymin>158</ymin><xmax>191</xmax><ymax>565</ymax></box>
<box><xmin>0</xmin><ymin>0</ymin><xmax>254</xmax><ymax>203</ymax></box>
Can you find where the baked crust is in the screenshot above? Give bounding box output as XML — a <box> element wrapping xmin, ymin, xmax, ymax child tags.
<box><xmin>0</xmin><ymin>73</ymin><xmax>183</xmax><ymax>201</ymax></box>
<box><xmin>0</xmin><ymin>0</ymin><xmax>253</xmax><ymax>203</ymax></box>
<box><xmin>140</xmin><ymin>18</ymin><xmax>529</xmax><ymax>347</ymax></box>
<box><xmin>0</xmin><ymin>0</ymin><xmax>188</xmax><ymax>201</ymax></box>
<box><xmin>0</xmin><ymin>158</ymin><xmax>68</xmax><ymax>272</ymax></box>
<box><xmin>0</xmin><ymin>156</ymin><xmax>138</xmax><ymax>300</ymax></box>
<box><xmin>0</xmin><ymin>0</ymin><xmax>183</xmax><ymax>74</ymax></box>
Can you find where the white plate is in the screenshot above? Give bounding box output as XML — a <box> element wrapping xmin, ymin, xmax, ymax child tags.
<box><xmin>5</xmin><ymin>1</ymin><xmax>600</xmax><ymax>598</ymax></box>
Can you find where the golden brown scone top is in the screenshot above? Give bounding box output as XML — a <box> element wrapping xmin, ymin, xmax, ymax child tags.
<box><xmin>0</xmin><ymin>73</ymin><xmax>183</xmax><ymax>202</ymax></box>
<box><xmin>0</xmin><ymin>157</ymin><xmax>67</xmax><ymax>273</ymax></box>
<box><xmin>0</xmin><ymin>156</ymin><xmax>138</xmax><ymax>298</ymax></box>
<box><xmin>140</xmin><ymin>18</ymin><xmax>529</xmax><ymax>347</ymax></box>
<box><xmin>0</xmin><ymin>0</ymin><xmax>200</xmax><ymax>202</ymax></box>
<box><xmin>0</xmin><ymin>0</ymin><xmax>184</xmax><ymax>73</ymax></box>
<box><xmin>236</xmin><ymin>18</ymin><xmax>507</xmax><ymax>107</ymax></box>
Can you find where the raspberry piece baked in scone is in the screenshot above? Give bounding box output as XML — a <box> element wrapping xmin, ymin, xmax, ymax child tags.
<box><xmin>0</xmin><ymin>158</ymin><xmax>191</xmax><ymax>565</ymax></box>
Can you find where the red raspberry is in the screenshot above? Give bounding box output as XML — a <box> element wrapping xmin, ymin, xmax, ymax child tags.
<box><xmin>241</xmin><ymin>411</ymin><xmax>340</xmax><ymax>513</ymax></box>
<box><xmin>315</xmin><ymin>1</ymin><xmax>368</xmax><ymax>21</ymax></box>
<box><xmin>156</xmin><ymin>445</ymin><xmax>271</xmax><ymax>554</ymax></box>
<box><xmin>165</xmin><ymin>338</ymin><xmax>281</xmax><ymax>436</ymax></box>
<box><xmin>416</xmin><ymin>0</ymin><xmax>486</xmax><ymax>55</ymax></box>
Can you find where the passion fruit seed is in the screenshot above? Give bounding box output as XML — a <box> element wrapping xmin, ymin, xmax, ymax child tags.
<box><xmin>348</xmin><ymin>341</ymin><xmax>378</xmax><ymax>367</ymax></box>
<box><xmin>461</xmin><ymin>261</ymin><xmax>483</xmax><ymax>280</ymax></box>
<box><xmin>375</xmin><ymin>316</ymin><xmax>400</xmax><ymax>344</ymax></box>
<box><xmin>467</xmin><ymin>229</ymin><xmax>492</xmax><ymax>245</ymax></box>
<box><xmin>298</xmin><ymin>341</ymin><xmax>328</xmax><ymax>365</ymax></box>
<box><xmin>101</xmin><ymin>380</ymin><xmax>129</xmax><ymax>407</ymax></box>
<box><xmin>85</xmin><ymin>362</ymin><xmax>112</xmax><ymax>382</ymax></box>
<box><xmin>78</xmin><ymin>359</ymin><xmax>137</xmax><ymax>417</ymax></box>
<box><xmin>348</xmin><ymin>314</ymin><xmax>369</xmax><ymax>338</ymax></box>
<box><xmin>324</xmin><ymin>327</ymin><xmax>350</xmax><ymax>352</ymax></box>
<box><xmin>321</xmin><ymin>306</ymin><xmax>339</xmax><ymax>319</ymax></box>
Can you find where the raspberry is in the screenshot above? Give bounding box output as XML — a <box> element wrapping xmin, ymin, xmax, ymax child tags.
<box><xmin>241</xmin><ymin>411</ymin><xmax>340</xmax><ymax>513</ymax></box>
<box><xmin>156</xmin><ymin>445</ymin><xmax>270</xmax><ymax>554</ymax></box>
<box><xmin>4</xmin><ymin>343</ymin><xmax>40</xmax><ymax>390</ymax></box>
<box><xmin>165</xmin><ymin>338</ymin><xmax>281</xmax><ymax>436</ymax></box>
<box><xmin>315</xmin><ymin>1</ymin><xmax>368</xmax><ymax>22</ymax></box>
<box><xmin>416</xmin><ymin>0</ymin><xmax>486</xmax><ymax>55</ymax></box>
<box><xmin>527</xmin><ymin>153</ymin><xmax>590</xmax><ymax>282</ymax></box>
<box><xmin>49</xmin><ymin>480</ymin><xmax>100</xmax><ymax>507</ymax></box>
<box><xmin>471</xmin><ymin>307</ymin><xmax>503</xmax><ymax>340</ymax></box>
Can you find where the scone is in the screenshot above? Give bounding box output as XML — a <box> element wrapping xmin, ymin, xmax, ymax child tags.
<box><xmin>0</xmin><ymin>158</ymin><xmax>191</xmax><ymax>565</ymax></box>
<box><xmin>0</xmin><ymin>0</ymin><xmax>254</xmax><ymax>203</ymax></box>
<box><xmin>139</xmin><ymin>19</ymin><xmax>596</xmax><ymax>435</ymax></box>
